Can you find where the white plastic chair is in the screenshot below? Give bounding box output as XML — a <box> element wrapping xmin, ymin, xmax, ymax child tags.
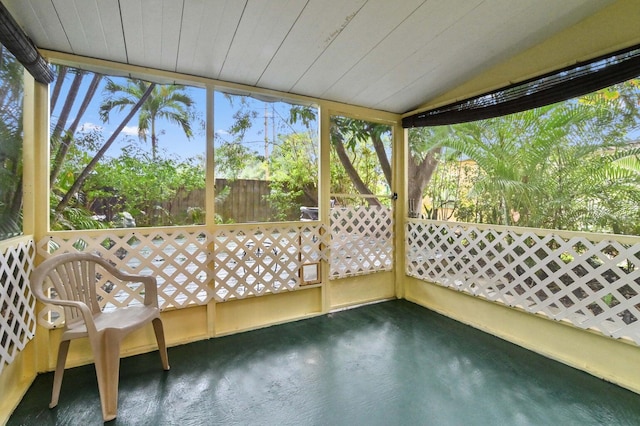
<box><xmin>30</xmin><ymin>252</ymin><xmax>170</xmax><ymax>421</ymax></box>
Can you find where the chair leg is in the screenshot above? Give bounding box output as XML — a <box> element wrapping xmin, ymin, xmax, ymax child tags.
<box><xmin>49</xmin><ymin>339</ymin><xmax>70</xmax><ymax>408</ymax></box>
<box><xmin>92</xmin><ymin>331</ymin><xmax>122</xmax><ymax>422</ymax></box>
<box><xmin>152</xmin><ymin>317</ymin><xmax>170</xmax><ymax>370</ymax></box>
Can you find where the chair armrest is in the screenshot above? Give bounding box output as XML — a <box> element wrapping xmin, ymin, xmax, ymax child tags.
<box><xmin>35</xmin><ymin>296</ymin><xmax>99</xmax><ymax>335</ymax></box>
<box><xmin>140</xmin><ymin>275</ymin><xmax>159</xmax><ymax>307</ymax></box>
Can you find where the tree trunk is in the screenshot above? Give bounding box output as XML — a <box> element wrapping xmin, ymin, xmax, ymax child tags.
<box><xmin>332</xmin><ymin>130</ymin><xmax>381</xmax><ymax>206</ymax></box>
<box><xmin>367</xmin><ymin>124</ymin><xmax>392</xmax><ymax>187</ymax></box>
<box><xmin>50</xmin><ymin>65</ymin><xmax>67</xmax><ymax>112</ymax></box>
<box><xmin>151</xmin><ymin>117</ymin><xmax>157</xmax><ymax>160</ymax></box>
<box><xmin>55</xmin><ymin>83</ymin><xmax>156</xmax><ymax>214</ymax></box>
<box><xmin>407</xmin><ymin>147</ymin><xmax>441</xmax><ymax>217</ymax></box>
<box><xmin>50</xmin><ymin>73</ymin><xmax>103</xmax><ymax>186</ymax></box>
<box><xmin>9</xmin><ymin>175</ymin><xmax>22</xmax><ymax>221</ymax></box>
<box><xmin>303</xmin><ymin>185</ymin><xmax>318</xmax><ymax>206</ymax></box>
<box><xmin>51</xmin><ymin>70</ymin><xmax>84</xmax><ymax>145</ymax></box>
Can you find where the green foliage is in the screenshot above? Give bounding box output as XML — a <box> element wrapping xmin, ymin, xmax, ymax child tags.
<box><xmin>226</xmin><ymin>97</ymin><xmax>397</xmax><ymax>213</ymax></box>
<box><xmin>329</xmin><ymin>128</ymin><xmax>390</xmax><ymax>194</ymax></box>
<box><xmin>289</xmin><ymin>105</ymin><xmax>317</xmax><ymax>128</ymax></box>
<box><xmin>215</xmin><ymin>141</ymin><xmax>263</xmax><ymax>179</ymax></box>
<box><xmin>187</xmin><ymin>206</ymin><xmax>205</xmax><ymax>225</ymax></box>
<box><xmin>84</xmin><ymin>146</ymin><xmax>204</xmax><ymax>227</ymax></box>
<box><xmin>327</xmin><ymin>116</ymin><xmax>393</xmax><ymax>206</ymax></box>
<box><xmin>289</xmin><ymin>106</ymin><xmax>395</xmax><ymax>205</ymax></box>
<box><xmin>47</xmin><ymin>71</ymin><xmax>204</xmax><ymax>229</ymax></box>
<box><xmin>50</xmin><ymin>125</ymin><xmax>205</xmax><ymax>229</ymax></box>
<box><xmin>216</xmin><ymin>94</ymin><xmax>321</xmax><ymax>221</ymax></box>
<box><xmin>408</xmin><ymin>126</ymin><xmax>451</xmax><ymax>161</ymax></box>
<box><xmin>50</xmin><ymin>202</ymin><xmax>107</xmax><ymax>231</ymax></box>
<box><xmin>422</xmin><ymin>152</ymin><xmax>467</xmax><ymax>220</ymax></box>
<box><xmin>0</xmin><ymin>46</ymin><xmax>24</xmax><ymax>239</ymax></box>
<box><xmin>422</xmin><ymin>79</ymin><xmax>640</xmax><ymax>234</ymax></box>
<box><xmin>266</xmin><ymin>132</ymin><xmax>318</xmax><ymax>220</ymax></box>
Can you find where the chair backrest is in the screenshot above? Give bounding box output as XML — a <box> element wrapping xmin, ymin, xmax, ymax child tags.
<box><xmin>30</xmin><ymin>253</ymin><xmax>112</xmax><ymax>327</ymax></box>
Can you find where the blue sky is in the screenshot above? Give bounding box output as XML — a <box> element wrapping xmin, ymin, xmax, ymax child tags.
<box><xmin>51</xmin><ymin>72</ymin><xmax>314</xmax><ymax>161</ymax></box>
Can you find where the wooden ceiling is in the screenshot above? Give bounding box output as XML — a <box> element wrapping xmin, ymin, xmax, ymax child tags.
<box><xmin>3</xmin><ymin>0</ymin><xmax>629</xmax><ymax>114</ymax></box>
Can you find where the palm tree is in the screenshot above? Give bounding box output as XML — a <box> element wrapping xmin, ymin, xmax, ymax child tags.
<box><xmin>55</xmin><ymin>83</ymin><xmax>157</xmax><ymax>215</ymax></box>
<box><xmin>424</xmin><ymin>93</ymin><xmax>640</xmax><ymax>231</ymax></box>
<box><xmin>100</xmin><ymin>80</ymin><xmax>194</xmax><ymax>159</ymax></box>
<box><xmin>434</xmin><ymin>103</ymin><xmax>603</xmax><ymax>227</ymax></box>
<box><xmin>49</xmin><ymin>64</ymin><xmax>67</xmax><ymax>112</ymax></box>
<box><xmin>50</xmin><ymin>72</ymin><xmax>103</xmax><ymax>186</ymax></box>
<box><xmin>587</xmin><ymin>145</ymin><xmax>640</xmax><ymax>234</ymax></box>
<box><xmin>51</xmin><ymin>70</ymin><xmax>86</xmax><ymax>145</ymax></box>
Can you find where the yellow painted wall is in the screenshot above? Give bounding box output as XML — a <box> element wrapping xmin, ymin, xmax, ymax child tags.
<box><xmin>329</xmin><ymin>272</ymin><xmax>396</xmax><ymax>310</ymax></box>
<box><xmin>215</xmin><ymin>287</ymin><xmax>322</xmax><ymax>336</ymax></box>
<box><xmin>0</xmin><ymin>341</ymin><xmax>36</xmax><ymax>425</ymax></box>
<box><xmin>404</xmin><ymin>276</ymin><xmax>640</xmax><ymax>395</ymax></box>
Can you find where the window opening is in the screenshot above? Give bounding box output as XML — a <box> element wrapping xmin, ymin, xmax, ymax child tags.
<box><xmin>329</xmin><ymin>115</ymin><xmax>393</xmax><ymax>278</ymax></box>
<box><xmin>49</xmin><ymin>65</ymin><xmax>206</xmax><ymax>230</ymax></box>
<box><xmin>0</xmin><ymin>43</ymin><xmax>24</xmax><ymax>240</ymax></box>
<box><xmin>213</xmin><ymin>91</ymin><xmax>318</xmax><ymax>224</ymax></box>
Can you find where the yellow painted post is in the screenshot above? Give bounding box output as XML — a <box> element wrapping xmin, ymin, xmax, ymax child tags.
<box><xmin>22</xmin><ymin>69</ymin><xmax>51</xmax><ymax>374</ymax></box>
<box><xmin>34</xmin><ymin>77</ymin><xmax>50</xmax><ymax>241</ymax></box>
<box><xmin>319</xmin><ymin>104</ymin><xmax>331</xmax><ymax>313</ymax></box>
<box><xmin>22</xmin><ymin>70</ymin><xmax>50</xmax><ymax>238</ymax></box>
<box><xmin>205</xmin><ymin>86</ymin><xmax>216</xmax><ymax>228</ymax></box>
<box><xmin>205</xmin><ymin>86</ymin><xmax>217</xmax><ymax>337</ymax></box>
<box><xmin>393</xmin><ymin>125</ymin><xmax>408</xmax><ymax>299</ymax></box>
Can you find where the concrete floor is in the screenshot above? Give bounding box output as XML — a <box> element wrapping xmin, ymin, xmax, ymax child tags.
<box><xmin>9</xmin><ymin>299</ymin><xmax>640</xmax><ymax>425</ymax></box>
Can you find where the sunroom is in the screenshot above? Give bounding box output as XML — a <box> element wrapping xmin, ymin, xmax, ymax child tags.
<box><xmin>2</xmin><ymin>0</ymin><xmax>640</xmax><ymax>424</ymax></box>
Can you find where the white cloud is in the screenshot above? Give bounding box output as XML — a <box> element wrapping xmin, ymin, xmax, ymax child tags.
<box><xmin>80</xmin><ymin>122</ymin><xmax>140</xmax><ymax>137</ymax></box>
<box><xmin>121</xmin><ymin>125</ymin><xmax>138</xmax><ymax>135</ymax></box>
<box><xmin>215</xmin><ymin>129</ymin><xmax>230</xmax><ymax>136</ymax></box>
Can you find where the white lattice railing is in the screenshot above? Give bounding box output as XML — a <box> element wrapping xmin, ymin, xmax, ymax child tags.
<box><xmin>213</xmin><ymin>223</ymin><xmax>328</xmax><ymax>300</ymax></box>
<box><xmin>0</xmin><ymin>239</ymin><xmax>36</xmax><ymax>375</ymax></box>
<box><xmin>407</xmin><ymin>220</ymin><xmax>640</xmax><ymax>343</ymax></box>
<box><xmin>36</xmin><ymin>224</ymin><xmax>328</xmax><ymax>326</ymax></box>
<box><xmin>330</xmin><ymin>206</ymin><xmax>393</xmax><ymax>279</ymax></box>
<box><xmin>38</xmin><ymin>228</ymin><xmax>211</xmax><ymax>315</ymax></box>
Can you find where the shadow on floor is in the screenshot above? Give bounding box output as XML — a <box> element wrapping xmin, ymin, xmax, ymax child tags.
<box><xmin>9</xmin><ymin>299</ymin><xmax>640</xmax><ymax>425</ymax></box>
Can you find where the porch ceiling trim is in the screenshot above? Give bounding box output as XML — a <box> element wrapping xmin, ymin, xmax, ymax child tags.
<box><xmin>402</xmin><ymin>43</ymin><xmax>640</xmax><ymax>128</ymax></box>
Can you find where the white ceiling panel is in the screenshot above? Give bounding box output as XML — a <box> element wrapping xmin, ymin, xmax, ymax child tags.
<box><xmin>320</xmin><ymin>0</ymin><xmax>482</xmax><ymax>106</ymax></box>
<box><xmin>218</xmin><ymin>0</ymin><xmax>307</xmax><ymax>86</ymax></box>
<box><xmin>177</xmin><ymin>0</ymin><xmax>245</xmax><ymax>78</ymax></box>
<box><xmin>2</xmin><ymin>0</ymin><xmax>623</xmax><ymax>114</ymax></box>
<box><xmin>290</xmin><ymin>0</ymin><xmax>426</xmax><ymax>98</ymax></box>
<box><xmin>352</xmin><ymin>0</ymin><xmax>533</xmax><ymax>110</ymax></box>
<box><xmin>352</xmin><ymin>0</ymin><xmax>615</xmax><ymax>112</ymax></box>
<box><xmin>256</xmin><ymin>0</ymin><xmax>368</xmax><ymax>92</ymax></box>
<box><xmin>51</xmin><ymin>0</ymin><xmax>126</xmax><ymax>63</ymax></box>
<box><xmin>120</xmin><ymin>0</ymin><xmax>184</xmax><ymax>71</ymax></box>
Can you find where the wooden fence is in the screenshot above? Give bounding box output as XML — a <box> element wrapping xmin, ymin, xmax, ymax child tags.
<box><xmin>165</xmin><ymin>179</ymin><xmax>316</xmax><ymax>224</ymax></box>
<box><xmin>162</xmin><ymin>179</ymin><xmax>271</xmax><ymax>223</ymax></box>
<box><xmin>92</xmin><ymin>179</ymin><xmax>316</xmax><ymax>225</ymax></box>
